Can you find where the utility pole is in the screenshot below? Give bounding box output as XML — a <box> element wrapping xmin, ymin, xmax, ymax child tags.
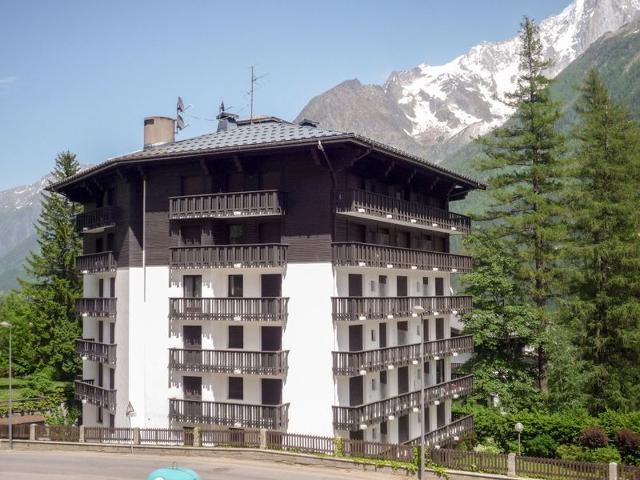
<box><xmin>1</xmin><ymin>321</ymin><xmax>12</xmax><ymax>450</ymax></box>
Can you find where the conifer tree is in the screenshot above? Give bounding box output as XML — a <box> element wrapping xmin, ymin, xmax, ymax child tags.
<box><xmin>19</xmin><ymin>151</ymin><xmax>82</xmax><ymax>380</ymax></box>
<box><xmin>475</xmin><ymin>17</ymin><xmax>565</xmax><ymax>393</ymax></box>
<box><xmin>563</xmin><ymin>70</ymin><xmax>640</xmax><ymax>413</ymax></box>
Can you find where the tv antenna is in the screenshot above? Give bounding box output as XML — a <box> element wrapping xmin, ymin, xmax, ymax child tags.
<box><xmin>248</xmin><ymin>66</ymin><xmax>268</xmax><ymax>123</ymax></box>
<box><xmin>176</xmin><ymin>96</ymin><xmax>191</xmax><ymax>134</ymax></box>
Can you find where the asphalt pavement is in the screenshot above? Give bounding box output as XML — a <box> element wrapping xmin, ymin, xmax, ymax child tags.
<box><xmin>0</xmin><ymin>449</ymin><xmax>399</xmax><ymax>479</ymax></box>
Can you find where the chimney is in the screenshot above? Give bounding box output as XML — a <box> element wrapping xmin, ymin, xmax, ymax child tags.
<box><xmin>144</xmin><ymin>116</ymin><xmax>175</xmax><ymax>148</ymax></box>
<box><xmin>216</xmin><ymin>101</ymin><xmax>238</xmax><ymax>132</ymax></box>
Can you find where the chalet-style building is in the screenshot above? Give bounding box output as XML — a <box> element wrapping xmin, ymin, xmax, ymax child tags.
<box><xmin>51</xmin><ymin>111</ymin><xmax>482</xmax><ymax>446</ymax></box>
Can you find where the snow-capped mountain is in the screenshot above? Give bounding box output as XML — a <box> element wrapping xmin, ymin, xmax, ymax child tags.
<box><xmin>297</xmin><ymin>0</ymin><xmax>640</xmax><ymax>160</ymax></box>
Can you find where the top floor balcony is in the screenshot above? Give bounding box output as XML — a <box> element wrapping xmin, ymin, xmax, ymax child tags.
<box><xmin>169</xmin><ymin>190</ymin><xmax>285</xmax><ymax>220</ymax></box>
<box><xmin>75</xmin><ymin>206</ymin><xmax>120</xmax><ymax>234</ymax></box>
<box><xmin>336</xmin><ymin>189</ymin><xmax>471</xmax><ymax>234</ymax></box>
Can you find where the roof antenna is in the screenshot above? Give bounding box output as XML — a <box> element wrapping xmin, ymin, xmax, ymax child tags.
<box><xmin>176</xmin><ymin>96</ymin><xmax>191</xmax><ymax>134</ymax></box>
<box><xmin>248</xmin><ymin>66</ymin><xmax>268</xmax><ymax>124</ymax></box>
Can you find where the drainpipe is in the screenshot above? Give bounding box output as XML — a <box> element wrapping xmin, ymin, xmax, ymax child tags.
<box><xmin>142</xmin><ymin>175</ymin><xmax>147</xmax><ymax>302</ymax></box>
<box><xmin>317</xmin><ymin>141</ymin><xmax>337</xmax><ymax>240</ymax></box>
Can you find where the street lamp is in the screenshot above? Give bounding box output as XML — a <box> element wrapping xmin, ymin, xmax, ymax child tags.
<box><xmin>413</xmin><ymin>305</ymin><xmax>426</xmax><ymax>480</ymax></box>
<box><xmin>514</xmin><ymin>422</ymin><xmax>524</xmax><ymax>455</ymax></box>
<box><xmin>1</xmin><ymin>321</ymin><xmax>13</xmax><ymax>450</ymax></box>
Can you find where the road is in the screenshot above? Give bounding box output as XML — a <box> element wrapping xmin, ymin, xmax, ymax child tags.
<box><xmin>0</xmin><ymin>449</ymin><xmax>399</xmax><ymax>479</ymax></box>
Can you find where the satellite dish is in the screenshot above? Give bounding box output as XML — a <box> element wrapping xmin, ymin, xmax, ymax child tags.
<box><xmin>176</xmin><ymin>114</ymin><xmax>189</xmax><ymax>132</ymax></box>
<box><xmin>177</xmin><ymin>96</ymin><xmax>185</xmax><ymax>112</ymax></box>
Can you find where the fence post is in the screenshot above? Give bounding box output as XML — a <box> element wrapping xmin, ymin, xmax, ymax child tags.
<box><xmin>507</xmin><ymin>453</ymin><xmax>516</xmax><ymax>477</ymax></box>
<box><xmin>609</xmin><ymin>462</ymin><xmax>618</xmax><ymax>480</ymax></box>
<box><xmin>193</xmin><ymin>427</ymin><xmax>201</xmax><ymax>448</ymax></box>
<box><xmin>259</xmin><ymin>428</ymin><xmax>268</xmax><ymax>449</ymax></box>
<box><xmin>29</xmin><ymin>424</ymin><xmax>36</xmax><ymax>441</ymax></box>
<box><xmin>78</xmin><ymin>425</ymin><xmax>85</xmax><ymax>443</ymax></box>
<box><xmin>133</xmin><ymin>428</ymin><xmax>141</xmax><ymax>445</ymax></box>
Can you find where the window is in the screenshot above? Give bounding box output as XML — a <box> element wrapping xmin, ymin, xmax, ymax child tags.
<box><xmin>348</xmin><ymin>274</ymin><xmax>363</xmax><ymax>297</ymax></box>
<box><xmin>436</xmin><ymin>359</ymin><xmax>445</xmax><ymax>384</ymax></box>
<box><xmin>229</xmin><ymin>224</ymin><xmax>246</xmax><ymax>244</ymax></box>
<box><xmin>371</xmin><ymin>378</ymin><xmax>376</xmax><ymax>391</ymax></box>
<box><xmin>377</xmin><ymin>228</ymin><xmax>390</xmax><ymax>246</ymax></box>
<box><xmin>397</xmin><ymin>321</ymin><xmax>408</xmax><ymax>345</ymax></box>
<box><xmin>380</xmin><ymin>421</ymin><xmax>388</xmax><ymax>436</ymax></box>
<box><xmin>228</xmin><ymin>325</ymin><xmax>244</xmax><ymax>349</ymax></box>
<box><xmin>183</xmin><ymin>275</ymin><xmax>202</xmax><ymax>298</ymax></box>
<box><xmin>109</xmin><ymin>323</ymin><xmax>115</xmax><ymax>344</ymax></box>
<box><xmin>98</xmin><ymin>278</ymin><xmax>104</xmax><ymax>298</ymax></box>
<box><xmin>436</xmin><ymin>318</ymin><xmax>445</xmax><ymax>340</ymax></box>
<box><xmin>228</xmin><ymin>377</ymin><xmax>244</xmax><ymax>400</ymax></box>
<box><xmin>422</xmin><ymin>277</ymin><xmax>429</xmax><ymax>296</ymax></box>
<box><xmin>435</xmin><ymin>277</ymin><xmax>444</xmax><ymax>296</ymax></box>
<box><xmin>228</xmin><ymin>275</ymin><xmax>243</xmax><ymax>298</ymax></box>
<box><xmin>109</xmin><ymin>414</ymin><xmax>115</xmax><ymax>428</ymax></box>
<box><xmin>181</xmin><ymin>226</ymin><xmax>202</xmax><ymax>246</ymax></box>
<box><xmin>378</xmin><ymin>276</ymin><xmax>387</xmax><ymax>297</ymax></box>
<box><xmin>371</xmin><ymin>329</ymin><xmax>376</xmax><ymax>342</ymax></box>
<box><xmin>97</xmin><ymin>408</ymin><xmax>103</xmax><ymax>424</ymax></box>
<box><xmin>98</xmin><ymin>320</ymin><xmax>104</xmax><ymax>343</ymax></box>
<box><xmin>397</xmin><ymin>276</ymin><xmax>408</xmax><ymax>297</ymax></box>
<box><xmin>109</xmin><ymin>277</ymin><xmax>116</xmax><ymax>298</ymax></box>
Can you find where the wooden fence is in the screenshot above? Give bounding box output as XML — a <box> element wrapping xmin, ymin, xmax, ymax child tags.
<box><xmin>431</xmin><ymin>448</ymin><xmax>509</xmax><ymax>475</ymax></box>
<box><xmin>266</xmin><ymin>431</ymin><xmax>336</xmax><ymax>455</ymax></box>
<box><xmin>202</xmin><ymin>429</ymin><xmax>260</xmax><ymax>448</ymax></box>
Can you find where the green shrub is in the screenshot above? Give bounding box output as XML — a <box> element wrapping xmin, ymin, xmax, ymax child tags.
<box><xmin>557</xmin><ymin>444</ymin><xmax>586</xmax><ymax>461</ymax></box>
<box><xmin>587</xmin><ymin>446</ymin><xmax>621</xmax><ymax>464</ymax></box>
<box><xmin>580</xmin><ymin>426</ymin><xmax>609</xmax><ymax>449</ymax></box>
<box><xmin>473</xmin><ymin>437</ymin><xmax>503</xmax><ymax>454</ymax></box>
<box><xmin>525</xmin><ymin>434</ymin><xmax>558</xmax><ymax>458</ymax></box>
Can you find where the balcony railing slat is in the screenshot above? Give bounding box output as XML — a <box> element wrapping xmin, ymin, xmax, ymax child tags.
<box><xmin>169</xmin><ymin>399</ymin><xmax>289</xmax><ymax>430</ymax></box>
<box><xmin>76</xmin><ymin>298</ymin><xmax>117</xmax><ymax>318</ymax></box>
<box><xmin>75</xmin><ymin>206</ymin><xmax>119</xmax><ymax>233</ymax></box>
<box><xmin>169</xmin><ymin>297</ymin><xmax>288</xmax><ymax>323</ymax></box>
<box><xmin>332</xmin><ymin>243</ymin><xmax>472</xmax><ymax>272</ymax></box>
<box><xmin>169</xmin><ymin>349</ymin><xmax>288</xmax><ymax>375</ymax></box>
<box><xmin>75</xmin><ymin>252</ymin><xmax>116</xmax><ymax>274</ymax></box>
<box><xmin>74</xmin><ymin>379</ymin><xmax>117</xmax><ymax>412</ymax></box>
<box><xmin>336</xmin><ymin>189</ymin><xmax>471</xmax><ymax>233</ymax></box>
<box><xmin>169</xmin><ymin>190</ymin><xmax>284</xmax><ymax>219</ymax></box>
<box><xmin>333</xmin><ymin>335</ymin><xmax>473</xmax><ymax>375</ymax></box>
<box><xmin>332</xmin><ymin>296</ymin><xmax>472</xmax><ymax>321</ymax></box>
<box><xmin>170</xmin><ymin>244</ymin><xmax>287</xmax><ymax>269</ymax></box>
<box><xmin>75</xmin><ymin>339</ymin><xmax>117</xmax><ymax>365</ymax></box>
<box><xmin>333</xmin><ymin>375</ymin><xmax>474</xmax><ymax>430</ymax></box>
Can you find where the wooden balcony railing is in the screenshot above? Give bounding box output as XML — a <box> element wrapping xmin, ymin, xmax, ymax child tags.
<box><xmin>336</xmin><ymin>189</ymin><xmax>471</xmax><ymax>234</ymax></box>
<box><xmin>332</xmin><ymin>296</ymin><xmax>472</xmax><ymax>321</ymax></box>
<box><xmin>76</xmin><ymin>298</ymin><xmax>117</xmax><ymax>318</ymax></box>
<box><xmin>75</xmin><ymin>339</ymin><xmax>117</xmax><ymax>365</ymax></box>
<box><xmin>405</xmin><ymin>414</ymin><xmax>474</xmax><ymax>447</ymax></box>
<box><xmin>169</xmin><ymin>190</ymin><xmax>285</xmax><ymax>219</ymax></box>
<box><xmin>75</xmin><ymin>206</ymin><xmax>119</xmax><ymax>233</ymax></box>
<box><xmin>169</xmin><ymin>399</ymin><xmax>289</xmax><ymax>430</ymax></box>
<box><xmin>333</xmin><ymin>375</ymin><xmax>474</xmax><ymax>430</ymax></box>
<box><xmin>169</xmin><ymin>298</ymin><xmax>288</xmax><ymax>323</ymax></box>
<box><xmin>74</xmin><ymin>379</ymin><xmax>117</xmax><ymax>412</ymax></box>
<box><xmin>169</xmin><ymin>349</ymin><xmax>289</xmax><ymax>375</ymax></box>
<box><xmin>75</xmin><ymin>252</ymin><xmax>116</xmax><ymax>274</ymax></box>
<box><xmin>332</xmin><ymin>243</ymin><xmax>472</xmax><ymax>273</ymax></box>
<box><xmin>332</xmin><ymin>335</ymin><xmax>473</xmax><ymax>375</ymax></box>
<box><xmin>170</xmin><ymin>244</ymin><xmax>287</xmax><ymax>269</ymax></box>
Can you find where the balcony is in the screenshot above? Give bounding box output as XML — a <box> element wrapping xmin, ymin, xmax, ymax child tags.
<box><xmin>75</xmin><ymin>206</ymin><xmax>119</xmax><ymax>233</ymax></box>
<box><xmin>169</xmin><ymin>190</ymin><xmax>285</xmax><ymax>220</ymax></box>
<box><xmin>405</xmin><ymin>414</ymin><xmax>474</xmax><ymax>447</ymax></box>
<box><xmin>76</xmin><ymin>298</ymin><xmax>117</xmax><ymax>318</ymax></box>
<box><xmin>75</xmin><ymin>252</ymin><xmax>116</xmax><ymax>274</ymax></box>
<box><xmin>333</xmin><ymin>375</ymin><xmax>474</xmax><ymax>430</ymax></box>
<box><xmin>332</xmin><ymin>243</ymin><xmax>472</xmax><ymax>273</ymax></box>
<box><xmin>169</xmin><ymin>349</ymin><xmax>288</xmax><ymax>375</ymax></box>
<box><xmin>74</xmin><ymin>379</ymin><xmax>117</xmax><ymax>412</ymax></box>
<box><xmin>169</xmin><ymin>399</ymin><xmax>289</xmax><ymax>430</ymax></box>
<box><xmin>332</xmin><ymin>335</ymin><xmax>473</xmax><ymax>376</ymax></box>
<box><xmin>336</xmin><ymin>189</ymin><xmax>471</xmax><ymax>234</ymax></box>
<box><xmin>169</xmin><ymin>298</ymin><xmax>288</xmax><ymax>323</ymax></box>
<box><xmin>332</xmin><ymin>296</ymin><xmax>472</xmax><ymax>321</ymax></box>
<box><xmin>75</xmin><ymin>339</ymin><xmax>117</xmax><ymax>365</ymax></box>
<box><xmin>170</xmin><ymin>244</ymin><xmax>287</xmax><ymax>269</ymax></box>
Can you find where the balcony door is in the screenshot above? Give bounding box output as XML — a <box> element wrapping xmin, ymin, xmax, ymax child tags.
<box><xmin>379</xmin><ymin>323</ymin><xmax>387</xmax><ymax>349</ymax></box>
<box><xmin>228</xmin><ymin>275</ymin><xmax>244</xmax><ymax>298</ymax></box>
<box><xmin>183</xmin><ymin>376</ymin><xmax>202</xmax><ymax>401</ymax></box>
<box><xmin>398</xmin><ymin>414</ymin><xmax>410</xmax><ymax>443</ymax></box>
<box><xmin>378</xmin><ymin>275</ymin><xmax>387</xmax><ymax>297</ymax></box>
<box><xmin>435</xmin><ymin>277</ymin><xmax>444</xmax><ymax>296</ymax></box>
<box><xmin>98</xmin><ymin>320</ymin><xmax>104</xmax><ymax>343</ymax></box>
<box><xmin>348</xmin><ymin>325</ymin><xmax>363</xmax><ymax>352</ymax></box>
<box><xmin>183</xmin><ymin>326</ymin><xmax>202</xmax><ymax>349</ymax></box>
<box><xmin>397</xmin><ymin>276</ymin><xmax>408</xmax><ymax>297</ymax></box>
<box><xmin>261</xmin><ymin>326</ymin><xmax>282</xmax><ymax>351</ymax></box>
<box><xmin>261</xmin><ymin>378</ymin><xmax>282</xmax><ymax>406</ymax></box>
<box><xmin>397</xmin><ymin>366</ymin><xmax>409</xmax><ymax>395</ymax></box>
<box><xmin>397</xmin><ymin>321</ymin><xmax>408</xmax><ymax>346</ymax></box>
<box><xmin>261</xmin><ymin>274</ymin><xmax>282</xmax><ymax>297</ymax></box>
<box><xmin>349</xmin><ymin>376</ymin><xmax>364</xmax><ymax>406</ymax></box>
<box><xmin>436</xmin><ymin>359</ymin><xmax>445</xmax><ymax>384</ymax></box>
<box><xmin>184</xmin><ymin>275</ymin><xmax>202</xmax><ymax>314</ymax></box>
<box><xmin>437</xmin><ymin>402</ymin><xmax>446</xmax><ymax>428</ymax></box>
<box><xmin>435</xmin><ymin>318</ymin><xmax>445</xmax><ymax>340</ymax></box>
<box><xmin>379</xmin><ymin>370</ymin><xmax>387</xmax><ymax>398</ymax></box>
<box><xmin>348</xmin><ymin>274</ymin><xmax>363</xmax><ymax>297</ymax></box>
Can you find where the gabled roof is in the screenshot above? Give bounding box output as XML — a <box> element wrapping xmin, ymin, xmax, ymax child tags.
<box><xmin>50</xmin><ymin>117</ymin><xmax>485</xmax><ymax>191</ymax></box>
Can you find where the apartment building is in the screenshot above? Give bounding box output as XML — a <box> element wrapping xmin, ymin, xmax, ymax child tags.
<box><xmin>52</xmin><ymin>111</ymin><xmax>482</xmax><ymax>445</ymax></box>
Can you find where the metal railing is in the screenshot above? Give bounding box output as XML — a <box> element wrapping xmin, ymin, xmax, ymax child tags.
<box><xmin>169</xmin><ymin>399</ymin><xmax>289</xmax><ymax>430</ymax></box>
<box><xmin>406</xmin><ymin>414</ymin><xmax>475</xmax><ymax>448</ymax></box>
<box><xmin>332</xmin><ymin>242</ymin><xmax>472</xmax><ymax>272</ymax></box>
<box><xmin>75</xmin><ymin>206</ymin><xmax>119</xmax><ymax>233</ymax></box>
<box><xmin>169</xmin><ymin>297</ymin><xmax>288</xmax><ymax>323</ymax></box>
<box><xmin>332</xmin><ymin>375</ymin><xmax>474</xmax><ymax>430</ymax></box>
<box><xmin>332</xmin><ymin>335</ymin><xmax>473</xmax><ymax>375</ymax></box>
<box><xmin>74</xmin><ymin>379</ymin><xmax>117</xmax><ymax>412</ymax></box>
<box><xmin>169</xmin><ymin>349</ymin><xmax>289</xmax><ymax>375</ymax></box>
<box><xmin>75</xmin><ymin>252</ymin><xmax>116</xmax><ymax>274</ymax></box>
<box><xmin>170</xmin><ymin>244</ymin><xmax>287</xmax><ymax>269</ymax></box>
<box><xmin>75</xmin><ymin>339</ymin><xmax>117</xmax><ymax>365</ymax></box>
<box><xmin>169</xmin><ymin>190</ymin><xmax>285</xmax><ymax>219</ymax></box>
<box><xmin>336</xmin><ymin>189</ymin><xmax>471</xmax><ymax>233</ymax></box>
<box><xmin>332</xmin><ymin>296</ymin><xmax>472</xmax><ymax>321</ymax></box>
<box><xmin>76</xmin><ymin>298</ymin><xmax>117</xmax><ymax>318</ymax></box>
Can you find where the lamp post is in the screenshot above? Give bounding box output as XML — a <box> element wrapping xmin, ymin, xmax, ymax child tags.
<box><xmin>1</xmin><ymin>321</ymin><xmax>13</xmax><ymax>450</ymax></box>
<box><xmin>515</xmin><ymin>422</ymin><xmax>524</xmax><ymax>455</ymax></box>
<box><xmin>413</xmin><ymin>305</ymin><xmax>426</xmax><ymax>480</ymax></box>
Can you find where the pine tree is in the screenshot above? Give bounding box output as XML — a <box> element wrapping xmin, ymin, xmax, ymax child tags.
<box><xmin>563</xmin><ymin>70</ymin><xmax>640</xmax><ymax>413</ymax></box>
<box><xmin>19</xmin><ymin>151</ymin><xmax>82</xmax><ymax>380</ymax></box>
<box><xmin>475</xmin><ymin>17</ymin><xmax>565</xmax><ymax>393</ymax></box>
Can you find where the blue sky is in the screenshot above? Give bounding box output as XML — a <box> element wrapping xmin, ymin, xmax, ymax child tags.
<box><xmin>0</xmin><ymin>0</ymin><xmax>572</xmax><ymax>190</ymax></box>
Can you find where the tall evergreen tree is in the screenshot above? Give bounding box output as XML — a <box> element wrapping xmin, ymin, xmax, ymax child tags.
<box><xmin>19</xmin><ymin>151</ymin><xmax>82</xmax><ymax>380</ymax></box>
<box><xmin>475</xmin><ymin>17</ymin><xmax>565</xmax><ymax>393</ymax></box>
<box><xmin>562</xmin><ymin>70</ymin><xmax>640</xmax><ymax>413</ymax></box>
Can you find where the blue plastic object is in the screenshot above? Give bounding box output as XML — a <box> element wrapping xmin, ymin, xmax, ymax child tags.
<box><xmin>146</xmin><ymin>467</ymin><xmax>201</xmax><ymax>480</ymax></box>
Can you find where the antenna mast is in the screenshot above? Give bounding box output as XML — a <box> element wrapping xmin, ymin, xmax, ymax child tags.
<box><xmin>249</xmin><ymin>66</ymin><xmax>268</xmax><ymax>124</ymax></box>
